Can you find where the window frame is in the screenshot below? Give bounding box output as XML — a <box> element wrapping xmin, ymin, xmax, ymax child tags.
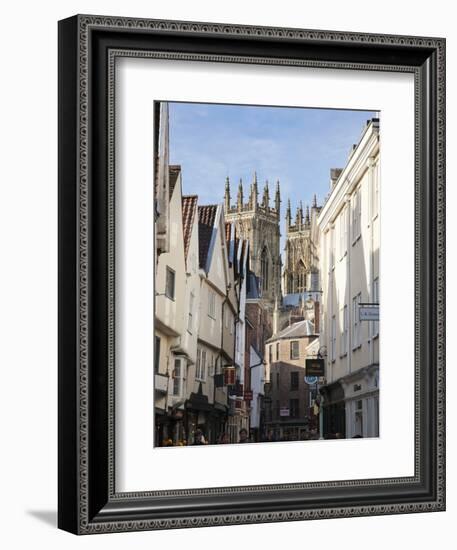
<box><xmin>352</xmin><ymin>186</ymin><xmax>362</xmax><ymax>244</ymax></box>
<box><xmin>290</xmin><ymin>340</ymin><xmax>300</xmax><ymax>360</ymax></box>
<box><xmin>208</xmin><ymin>289</ymin><xmax>216</xmax><ymax>319</ymax></box>
<box><xmin>331</xmin><ymin>315</ymin><xmax>336</xmax><ymax>362</ymax></box>
<box><xmin>289</xmin><ymin>398</ymin><xmax>299</xmax><ymax>418</ymax></box>
<box><xmin>341</xmin><ymin>304</ymin><xmax>348</xmax><ymax>356</ymax></box>
<box><xmin>165</xmin><ymin>266</ymin><xmax>176</xmax><ymax>300</ymax></box>
<box><xmin>372</xmin><ymin>161</ymin><xmax>379</xmax><ymax>220</ymax></box>
<box><xmin>154</xmin><ymin>336</ymin><xmax>161</xmax><ymax>374</ymax></box>
<box><xmin>352</xmin><ymin>292</ymin><xmax>362</xmax><ymax>349</ymax></box>
<box><xmin>195</xmin><ymin>348</ymin><xmax>207</xmax><ymax>382</ymax></box>
<box><xmin>172</xmin><ymin>357</ymin><xmax>182</xmax><ymax>396</ymax></box>
<box><xmin>187</xmin><ymin>291</ymin><xmax>194</xmax><ymax>333</ymax></box>
<box><xmin>290</xmin><ymin>371</ymin><xmax>299</xmax><ymax>391</ymax></box>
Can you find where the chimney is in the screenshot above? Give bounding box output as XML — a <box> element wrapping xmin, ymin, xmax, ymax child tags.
<box><xmin>330</xmin><ymin>168</ymin><xmax>343</xmax><ymax>189</ymax></box>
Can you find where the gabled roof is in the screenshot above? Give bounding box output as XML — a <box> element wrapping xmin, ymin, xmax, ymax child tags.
<box><xmin>268</xmin><ymin>319</ymin><xmax>316</xmax><ymax>342</ymax></box>
<box><xmin>198</xmin><ymin>204</ymin><xmax>218</xmax><ymax>271</ymax></box>
<box><xmin>246</xmin><ymin>271</ymin><xmax>261</xmax><ymax>299</ymax></box>
<box><xmin>181</xmin><ymin>195</ymin><xmax>198</xmax><ymax>261</ymax></box>
<box><xmin>168</xmin><ymin>165</ymin><xmax>181</xmax><ymax>199</ymax></box>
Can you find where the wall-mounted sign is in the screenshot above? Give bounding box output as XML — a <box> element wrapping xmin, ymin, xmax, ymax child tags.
<box><xmin>279</xmin><ymin>407</ymin><xmax>290</xmax><ymax>417</ymax></box>
<box><xmin>306</xmin><ymin>358</ymin><xmax>325</xmax><ymax>377</ymax></box>
<box><xmin>305</xmin><ymin>375</ymin><xmax>318</xmax><ymax>386</ymax></box>
<box><xmin>154</xmin><ymin>373</ymin><xmax>169</xmax><ymax>393</ymax></box>
<box><xmin>359</xmin><ymin>303</ymin><xmax>379</xmax><ymax>321</ymax></box>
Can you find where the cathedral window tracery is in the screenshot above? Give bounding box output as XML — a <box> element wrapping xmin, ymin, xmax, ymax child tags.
<box><xmin>261</xmin><ymin>246</ymin><xmax>269</xmax><ymax>292</ymax></box>
<box><xmin>296</xmin><ymin>260</ymin><xmax>307</xmax><ymax>293</ymax></box>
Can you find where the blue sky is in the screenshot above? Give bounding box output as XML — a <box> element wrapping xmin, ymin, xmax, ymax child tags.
<box><xmin>169</xmin><ymin>101</ymin><xmax>376</xmax><ymax>224</ymax></box>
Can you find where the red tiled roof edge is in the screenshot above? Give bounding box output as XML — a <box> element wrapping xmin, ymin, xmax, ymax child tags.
<box><xmin>198</xmin><ymin>204</ymin><xmax>218</xmax><ymax>270</ymax></box>
<box><xmin>181</xmin><ymin>195</ymin><xmax>198</xmax><ymax>261</ymax></box>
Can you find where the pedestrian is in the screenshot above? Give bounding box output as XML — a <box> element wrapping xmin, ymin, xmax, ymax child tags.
<box><xmin>239</xmin><ymin>428</ymin><xmax>250</xmax><ymax>443</ymax></box>
<box><xmin>218</xmin><ymin>432</ymin><xmax>229</xmax><ymax>444</ymax></box>
<box><xmin>192</xmin><ymin>429</ymin><xmax>205</xmax><ymax>445</ymax></box>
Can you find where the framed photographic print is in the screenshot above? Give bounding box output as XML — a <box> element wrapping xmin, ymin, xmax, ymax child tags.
<box><xmin>58</xmin><ymin>14</ymin><xmax>446</xmax><ymax>534</ymax></box>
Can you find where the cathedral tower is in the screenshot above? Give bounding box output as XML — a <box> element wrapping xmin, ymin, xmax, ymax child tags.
<box><xmin>224</xmin><ymin>173</ymin><xmax>281</xmax><ymax>312</ymax></box>
<box><xmin>283</xmin><ymin>194</ymin><xmax>322</xmax><ymax>295</ymax></box>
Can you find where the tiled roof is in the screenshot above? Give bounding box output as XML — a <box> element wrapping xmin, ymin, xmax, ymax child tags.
<box><xmin>225</xmin><ymin>222</ymin><xmax>231</xmax><ymax>245</ymax></box>
<box><xmin>181</xmin><ymin>195</ymin><xmax>198</xmax><ymax>261</ymax></box>
<box><xmin>168</xmin><ymin>165</ymin><xmax>181</xmax><ymax>199</ymax></box>
<box><xmin>269</xmin><ymin>319</ymin><xmax>316</xmax><ymax>341</ymax></box>
<box><xmin>198</xmin><ymin>205</ymin><xmax>218</xmax><ymax>270</ymax></box>
<box><xmin>246</xmin><ymin>271</ymin><xmax>261</xmax><ymax>299</ymax></box>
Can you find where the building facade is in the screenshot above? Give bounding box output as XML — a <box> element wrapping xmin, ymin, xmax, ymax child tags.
<box><xmin>318</xmin><ymin>118</ymin><xmax>380</xmax><ymax>439</ymax></box>
<box><xmin>154</xmin><ymin>167</ymin><xmax>193</xmax><ymax>445</ymax></box>
<box><xmin>186</xmin><ymin>203</ymin><xmax>233</xmax><ymax>444</ymax></box>
<box><xmin>224</xmin><ymin>224</ymin><xmax>251</xmax><ymax>443</ymax></box>
<box><xmin>154</xmin><ymin>101</ymin><xmax>170</xmax><ymax>258</ymax></box>
<box><xmin>244</xmin><ymin>274</ymin><xmax>272</xmax><ymax>441</ymax></box>
<box><xmin>264</xmin><ymin>320</ymin><xmax>318</xmax><ymax>440</ymax></box>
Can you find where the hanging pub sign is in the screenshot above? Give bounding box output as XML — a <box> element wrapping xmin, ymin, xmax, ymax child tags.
<box><xmin>306</xmin><ymin>358</ymin><xmax>325</xmax><ymax>377</ymax></box>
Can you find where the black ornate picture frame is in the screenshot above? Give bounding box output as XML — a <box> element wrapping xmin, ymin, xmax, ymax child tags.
<box><xmin>58</xmin><ymin>14</ymin><xmax>446</xmax><ymax>534</ymax></box>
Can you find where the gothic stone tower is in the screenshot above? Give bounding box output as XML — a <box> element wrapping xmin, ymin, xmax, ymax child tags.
<box><xmin>224</xmin><ymin>173</ymin><xmax>281</xmax><ymax>313</ymax></box>
<box><xmin>283</xmin><ymin>194</ymin><xmax>322</xmax><ymax>295</ymax></box>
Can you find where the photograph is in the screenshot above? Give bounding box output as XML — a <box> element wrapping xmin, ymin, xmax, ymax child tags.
<box><xmin>154</xmin><ymin>101</ymin><xmax>380</xmax><ymax>447</ymax></box>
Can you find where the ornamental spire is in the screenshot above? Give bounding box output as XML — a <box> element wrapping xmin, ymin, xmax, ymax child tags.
<box><xmin>224</xmin><ymin>176</ymin><xmax>231</xmax><ymax>212</ymax></box>
<box><xmin>251</xmin><ymin>171</ymin><xmax>259</xmax><ymax>209</ymax></box>
<box><xmin>237</xmin><ymin>178</ymin><xmax>244</xmax><ymax>209</ymax></box>
<box><xmin>286</xmin><ymin>198</ymin><xmax>291</xmax><ymax>228</ymax></box>
<box><xmin>275</xmin><ymin>179</ymin><xmax>281</xmax><ymax>213</ymax></box>
<box><xmin>262</xmin><ymin>180</ymin><xmax>270</xmax><ymax>208</ymax></box>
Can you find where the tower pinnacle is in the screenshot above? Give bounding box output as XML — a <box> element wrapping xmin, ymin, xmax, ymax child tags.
<box><xmin>286</xmin><ymin>198</ymin><xmax>291</xmax><ymax>228</ymax></box>
<box><xmin>262</xmin><ymin>180</ymin><xmax>270</xmax><ymax>208</ymax></box>
<box><xmin>250</xmin><ymin>172</ymin><xmax>259</xmax><ymax>209</ymax></box>
<box><xmin>224</xmin><ymin>176</ymin><xmax>231</xmax><ymax>212</ymax></box>
<box><xmin>275</xmin><ymin>179</ymin><xmax>281</xmax><ymax>213</ymax></box>
<box><xmin>237</xmin><ymin>178</ymin><xmax>244</xmax><ymax>210</ymax></box>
